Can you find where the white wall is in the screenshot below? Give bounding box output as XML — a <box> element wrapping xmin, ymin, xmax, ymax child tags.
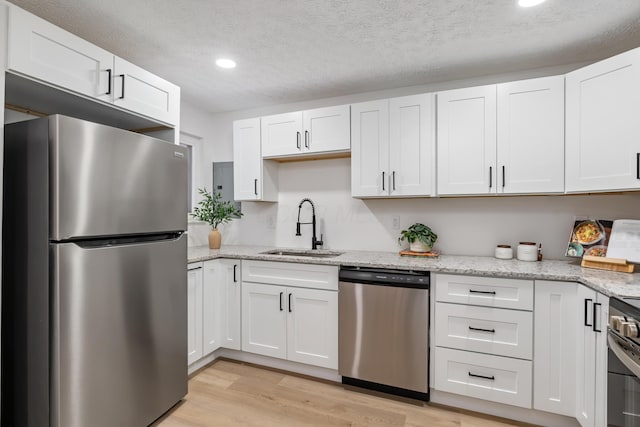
<box><xmin>192</xmin><ymin>61</ymin><xmax>640</xmax><ymax>260</ymax></box>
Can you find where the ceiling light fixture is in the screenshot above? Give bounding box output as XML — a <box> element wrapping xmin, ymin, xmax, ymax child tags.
<box><xmin>216</xmin><ymin>58</ymin><xmax>236</xmax><ymax>69</ymax></box>
<box><xmin>518</xmin><ymin>0</ymin><xmax>547</xmax><ymax>7</ymax></box>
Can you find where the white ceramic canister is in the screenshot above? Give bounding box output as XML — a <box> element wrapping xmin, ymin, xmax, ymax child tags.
<box><xmin>517</xmin><ymin>242</ymin><xmax>538</xmax><ymax>261</ymax></box>
<box><xmin>494</xmin><ymin>245</ymin><xmax>513</xmax><ymax>260</ymax></box>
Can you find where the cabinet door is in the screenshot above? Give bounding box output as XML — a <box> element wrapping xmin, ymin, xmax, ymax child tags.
<box><xmin>286</xmin><ymin>287</ymin><xmax>338</xmax><ymax>369</ymax></box>
<box><xmin>202</xmin><ymin>260</ymin><xmax>221</xmax><ymax>355</ymax></box>
<box><xmin>261</xmin><ymin>112</ymin><xmax>303</xmax><ymax>157</ymax></box>
<box><xmin>241</xmin><ymin>282</ymin><xmax>287</xmax><ymax>359</ymax></box>
<box><xmin>497</xmin><ymin>76</ymin><xmax>565</xmax><ymax>194</ymax></box>
<box><xmin>437</xmin><ymin>85</ymin><xmax>497</xmax><ymax>195</ymax></box>
<box><xmin>576</xmin><ymin>285</ymin><xmax>596</xmax><ymax>427</ymax></box>
<box><xmin>7</xmin><ymin>4</ymin><xmax>113</xmax><ymax>102</ymax></box>
<box><xmin>220</xmin><ymin>259</ymin><xmax>242</xmax><ymax>350</ymax></box>
<box><xmin>233</xmin><ymin>118</ymin><xmax>262</xmax><ymax>201</ymax></box>
<box><xmin>389</xmin><ymin>93</ymin><xmax>435</xmax><ymax>197</ymax></box>
<box><xmin>187</xmin><ymin>264</ymin><xmax>203</xmax><ymax>365</ymax></box>
<box><xmin>113</xmin><ymin>57</ymin><xmax>180</xmax><ymax>126</ymax></box>
<box><xmin>533</xmin><ymin>281</ymin><xmax>577</xmax><ymax>417</ymax></box>
<box><xmin>303</xmin><ymin>105</ymin><xmax>351</xmax><ymax>154</ymax></box>
<box><xmin>350</xmin><ymin>100</ymin><xmax>389</xmax><ymax>197</ymax></box>
<box><xmin>594</xmin><ymin>293</ymin><xmax>609</xmax><ymax>427</ymax></box>
<box><xmin>566</xmin><ymin>47</ymin><xmax>640</xmax><ymax>193</ymax></box>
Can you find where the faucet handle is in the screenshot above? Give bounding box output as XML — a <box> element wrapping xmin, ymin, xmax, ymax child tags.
<box><xmin>317</xmin><ymin>234</ymin><xmax>324</xmax><ymax>247</ymax></box>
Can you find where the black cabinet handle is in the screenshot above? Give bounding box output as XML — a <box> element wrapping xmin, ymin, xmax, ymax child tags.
<box><xmin>469</xmin><ymin>372</ymin><xmax>495</xmax><ymax>381</ymax></box>
<box><xmin>593</xmin><ymin>302</ymin><xmax>602</xmax><ymax>332</ymax></box>
<box><xmin>584</xmin><ymin>298</ymin><xmax>593</xmax><ymax>327</ymax></box>
<box><xmin>233</xmin><ymin>264</ymin><xmax>237</xmax><ymax>283</ymax></box>
<box><xmin>105</xmin><ymin>68</ymin><xmax>112</xmax><ymax>95</ymax></box>
<box><xmin>304</xmin><ymin>130</ymin><xmax>309</xmax><ymax>148</ymax></box>
<box><xmin>469</xmin><ymin>326</ymin><xmax>496</xmax><ymax>333</ymax></box>
<box><xmin>489</xmin><ymin>166</ymin><xmax>493</xmax><ymax>188</ymax></box>
<box><xmin>118</xmin><ymin>74</ymin><xmax>125</xmax><ymax>99</ymax></box>
<box><xmin>188</xmin><ymin>266</ymin><xmax>202</xmax><ymax>271</ymax></box>
<box><xmin>254</xmin><ymin>179</ymin><xmax>258</xmax><ymax>196</ymax></box>
<box><xmin>637</xmin><ymin>153</ymin><xmax>640</xmax><ymax>179</ymax></box>
<box><xmin>382</xmin><ymin>171</ymin><xmax>386</xmax><ymax>191</ymax></box>
<box><xmin>296</xmin><ymin>131</ymin><xmax>301</xmax><ymax>149</ymax></box>
<box><xmin>279</xmin><ymin>292</ymin><xmax>283</xmax><ymax>311</ymax></box>
<box><xmin>469</xmin><ymin>289</ymin><xmax>496</xmax><ymax>295</ymax></box>
<box><xmin>288</xmin><ymin>293</ymin><xmax>292</xmax><ymax>313</ymax></box>
<box><xmin>502</xmin><ymin>166</ymin><xmax>505</xmax><ymax>188</ymax></box>
<box><xmin>392</xmin><ymin>171</ymin><xmax>396</xmax><ymax>191</ymax></box>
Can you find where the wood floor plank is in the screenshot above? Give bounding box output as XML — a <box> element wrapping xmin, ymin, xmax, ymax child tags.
<box><xmin>157</xmin><ymin>359</ymin><xmax>536</xmax><ymax>427</ymax></box>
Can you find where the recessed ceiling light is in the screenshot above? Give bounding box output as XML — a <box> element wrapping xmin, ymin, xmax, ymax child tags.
<box><xmin>518</xmin><ymin>0</ymin><xmax>547</xmax><ymax>7</ymax></box>
<box><xmin>216</xmin><ymin>58</ymin><xmax>236</xmax><ymax>69</ymax></box>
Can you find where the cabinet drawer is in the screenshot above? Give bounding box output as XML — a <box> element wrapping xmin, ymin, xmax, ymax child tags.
<box><xmin>435</xmin><ymin>303</ymin><xmax>533</xmax><ymax>359</ymax></box>
<box><xmin>435</xmin><ymin>274</ymin><xmax>533</xmax><ymax>310</ymax></box>
<box><xmin>434</xmin><ymin>347</ymin><xmax>532</xmax><ymax>408</ymax></box>
<box><xmin>242</xmin><ymin>260</ymin><xmax>338</xmax><ymax>291</ymax></box>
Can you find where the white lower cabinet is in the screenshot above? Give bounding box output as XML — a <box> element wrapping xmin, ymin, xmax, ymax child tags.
<box><xmin>434</xmin><ymin>347</ymin><xmax>532</xmax><ymax>408</ymax></box>
<box><xmin>188</xmin><ymin>259</ymin><xmax>241</xmax><ymax>366</ymax></box>
<box><xmin>575</xmin><ymin>284</ymin><xmax>608</xmax><ymax>427</ymax></box>
<box><xmin>533</xmin><ymin>281</ymin><xmax>577</xmax><ymax>417</ymax></box>
<box><xmin>187</xmin><ymin>262</ymin><xmax>203</xmax><ymax>365</ymax></box>
<box><xmin>241</xmin><ymin>261</ymin><xmax>338</xmax><ymax>369</ymax></box>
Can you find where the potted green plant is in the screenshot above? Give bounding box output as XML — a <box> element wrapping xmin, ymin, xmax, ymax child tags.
<box><xmin>191</xmin><ymin>187</ymin><xmax>243</xmax><ymax>249</ymax></box>
<box><xmin>398</xmin><ymin>223</ymin><xmax>438</xmax><ymax>253</ymax></box>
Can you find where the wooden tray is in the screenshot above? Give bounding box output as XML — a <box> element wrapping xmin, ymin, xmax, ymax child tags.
<box><xmin>399</xmin><ymin>250</ymin><xmax>440</xmax><ymax>258</ymax></box>
<box><xmin>581</xmin><ymin>255</ymin><xmax>635</xmax><ymax>273</ymax></box>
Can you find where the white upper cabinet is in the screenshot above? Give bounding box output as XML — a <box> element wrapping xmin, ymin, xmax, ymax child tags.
<box><xmin>6</xmin><ymin>4</ymin><xmax>180</xmax><ymax>126</ymax></box>
<box><xmin>497</xmin><ymin>76</ymin><xmax>565</xmax><ymax>194</ymax></box>
<box><xmin>566</xmin><ymin>47</ymin><xmax>640</xmax><ymax>193</ymax></box>
<box><xmin>351</xmin><ymin>94</ymin><xmax>435</xmax><ymax>197</ymax></box>
<box><xmin>112</xmin><ymin>57</ymin><xmax>180</xmax><ymax>126</ymax></box>
<box><xmin>437</xmin><ymin>85</ymin><xmax>497</xmax><ymax>195</ymax></box>
<box><xmin>351</xmin><ymin>100</ymin><xmax>390</xmax><ymax>197</ymax></box>
<box><xmin>7</xmin><ymin>4</ymin><xmax>113</xmax><ymax>102</ymax></box>
<box><xmin>262</xmin><ymin>105</ymin><xmax>350</xmax><ymax>158</ymax></box>
<box><xmin>233</xmin><ymin>118</ymin><xmax>278</xmax><ymax>202</ymax></box>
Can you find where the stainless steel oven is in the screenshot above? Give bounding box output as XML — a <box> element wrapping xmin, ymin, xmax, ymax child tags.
<box><xmin>608</xmin><ymin>297</ymin><xmax>640</xmax><ymax>426</ymax></box>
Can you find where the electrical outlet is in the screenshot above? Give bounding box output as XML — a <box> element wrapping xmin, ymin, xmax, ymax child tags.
<box><xmin>392</xmin><ymin>216</ymin><xmax>401</xmax><ymax>230</ymax></box>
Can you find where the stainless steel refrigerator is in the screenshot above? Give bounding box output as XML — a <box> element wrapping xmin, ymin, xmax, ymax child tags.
<box><xmin>2</xmin><ymin>115</ymin><xmax>188</xmax><ymax>427</ymax></box>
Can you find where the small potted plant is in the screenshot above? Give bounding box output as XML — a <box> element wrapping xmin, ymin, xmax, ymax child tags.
<box><xmin>191</xmin><ymin>187</ymin><xmax>242</xmax><ymax>249</ymax></box>
<box><xmin>398</xmin><ymin>223</ymin><xmax>438</xmax><ymax>253</ymax></box>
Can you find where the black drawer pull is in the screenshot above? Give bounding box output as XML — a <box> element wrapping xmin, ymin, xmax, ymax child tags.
<box><xmin>489</xmin><ymin>166</ymin><xmax>493</xmax><ymax>188</ymax></box>
<box><xmin>288</xmin><ymin>293</ymin><xmax>292</xmax><ymax>313</ymax></box>
<box><xmin>118</xmin><ymin>74</ymin><xmax>125</xmax><ymax>99</ymax></box>
<box><xmin>233</xmin><ymin>264</ymin><xmax>237</xmax><ymax>283</ymax></box>
<box><xmin>469</xmin><ymin>326</ymin><xmax>495</xmax><ymax>333</ymax></box>
<box><xmin>105</xmin><ymin>68</ymin><xmax>112</xmax><ymax>95</ymax></box>
<box><xmin>637</xmin><ymin>153</ymin><xmax>639</xmax><ymax>180</ymax></box>
<box><xmin>382</xmin><ymin>171</ymin><xmax>385</xmax><ymax>191</ymax></box>
<box><xmin>296</xmin><ymin>131</ymin><xmax>301</xmax><ymax>149</ymax></box>
<box><xmin>469</xmin><ymin>289</ymin><xmax>496</xmax><ymax>295</ymax></box>
<box><xmin>469</xmin><ymin>372</ymin><xmax>495</xmax><ymax>381</ymax></box>
<box><xmin>305</xmin><ymin>130</ymin><xmax>309</xmax><ymax>148</ymax></box>
<box><xmin>279</xmin><ymin>292</ymin><xmax>283</xmax><ymax>311</ymax></box>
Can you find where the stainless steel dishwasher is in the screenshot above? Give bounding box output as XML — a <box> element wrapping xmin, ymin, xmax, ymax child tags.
<box><xmin>338</xmin><ymin>266</ymin><xmax>430</xmax><ymax>400</ymax></box>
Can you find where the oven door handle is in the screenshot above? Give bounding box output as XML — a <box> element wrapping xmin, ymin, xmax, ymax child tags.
<box><xmin>608</xmin><ymin>333</ymin><xmax>640</xmax><ymax>379</ymax></box>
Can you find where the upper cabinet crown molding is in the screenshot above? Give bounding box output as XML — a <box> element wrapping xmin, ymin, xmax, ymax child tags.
<box><xmin>261</xmin><ymin>105</ymin><xmax>350</xmax><ymax>159</ymax></box>
<box><xmin>565</xmin><ymin>47</ymin><xmax>640</xmax><ymax>193</ymax></box>
<box><xmin>5</xmin><ymin>4</ymin><xmax>180</xmax><ymax>127</ymax></box>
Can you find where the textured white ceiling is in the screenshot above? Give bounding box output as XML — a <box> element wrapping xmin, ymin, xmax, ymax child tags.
<box><xmin>7</xmin><ymin>0</ymin><xmax>640</xmax><ymax>113</ymax></box>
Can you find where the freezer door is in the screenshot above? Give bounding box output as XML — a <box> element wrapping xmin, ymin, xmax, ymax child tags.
<box><xmin>50</xmin><ymin>234</ymin><xmax>187</xmax><ymax>427</ymax></box>
<box><xmin>49</xmin><ymin>115</ymin><xmax>187</xmax><ymax>240</ymax></box>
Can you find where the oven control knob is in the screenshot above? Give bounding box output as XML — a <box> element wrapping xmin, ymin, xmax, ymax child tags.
<box><xmin>622</xmin><ymin>322</ymin><xmax>639</xmax><ymax>338</ymax></box>
<box><xmin>611</xmin><ymin>315</ymin><xmax>625</xmax><ymax>330</ymax></box>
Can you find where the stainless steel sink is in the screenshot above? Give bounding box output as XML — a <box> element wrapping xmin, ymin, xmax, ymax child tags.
<box><xmin>261</xmin><ymin>249</ymin><xmax>343</xmax><ymax>258</ymax></box>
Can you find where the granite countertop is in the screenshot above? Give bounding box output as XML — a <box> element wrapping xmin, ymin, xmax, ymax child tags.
<box><xmin>188</xmin><ymin>245</ymin><xmax>640</xmax><ymax>298</ymax></box>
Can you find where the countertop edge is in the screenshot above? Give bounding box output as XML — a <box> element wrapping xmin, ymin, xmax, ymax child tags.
<box><xmin>187</xmin><ymin>245</ymin><xmax>640</xmax><ymax>299</ymax></box>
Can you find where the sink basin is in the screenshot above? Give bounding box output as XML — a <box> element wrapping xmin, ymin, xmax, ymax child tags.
<box><xmin>261</xmin><ymin>249</ymin><xmax>343</xmax><ymax>258</ymax></box>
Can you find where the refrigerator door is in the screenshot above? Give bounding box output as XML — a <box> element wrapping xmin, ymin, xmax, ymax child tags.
<box><xmin>49</xmin><ymin>115</ymin><xmax>187</xmax><ymax>240</ymax></box>
<box><xmin>50</xmin><ymin>234</ymin><xmax>187</xmax><ymax>427</ymax></box>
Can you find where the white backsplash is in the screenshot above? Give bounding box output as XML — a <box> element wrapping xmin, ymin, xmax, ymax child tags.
<box><xmin>211</xmin><ymin>158</ymin><xmax>640</xmax><ymax>260</ymax></box>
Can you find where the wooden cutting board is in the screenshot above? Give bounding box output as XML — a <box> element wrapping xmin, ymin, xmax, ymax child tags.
<box><xmin>581</xmin><ymin>255</ymin><xmax>635</xmax><ymax>273</ymax></box>
<box><xmin>399</xmin><ymin>250</ymin><xmax>440</xmax><ymax>258</ymax></box>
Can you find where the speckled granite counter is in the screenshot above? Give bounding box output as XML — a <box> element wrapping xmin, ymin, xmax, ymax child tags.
<box><xmin>188</xmin><ymin>245</ymin><xmax>640</xmax><ymax>298</ymax></box>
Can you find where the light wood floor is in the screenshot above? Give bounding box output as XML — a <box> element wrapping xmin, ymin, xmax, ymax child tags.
<box><xmin>156</xmin><ymin>359</ymin><xmax>534</xmax><ymax>427</ymax></box>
